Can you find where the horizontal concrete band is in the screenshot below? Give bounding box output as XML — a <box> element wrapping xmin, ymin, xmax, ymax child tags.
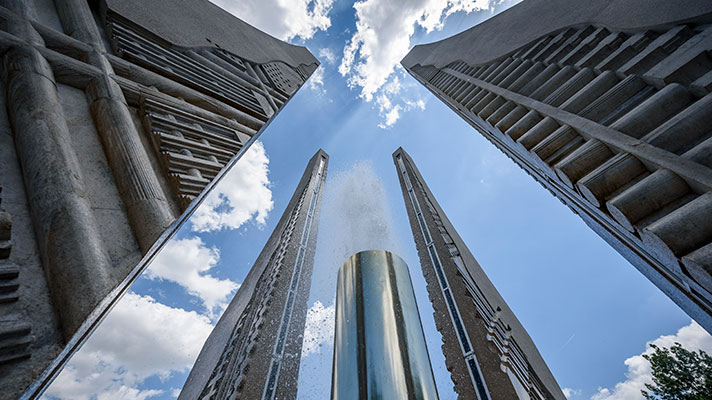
<box><xmin>441</xmin><ymin>67</ymin><xmax>712</xmax><ymax>192</ymax></box>
<box><xmin>402</xmin><ymin>0</ymin><xmax>712</xmax><ymax>69</ymax></box>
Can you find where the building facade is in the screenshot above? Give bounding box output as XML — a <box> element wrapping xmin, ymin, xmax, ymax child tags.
<box><xmin>394</xmin><ymin>148</ymin><xmax>564</xmax><ymax>400</ymax></box>
<box><xmin>0</xmin><ymin>0</ymin><xmax>318</xmax><ymax>397</ymax></box>
<box><xmin>180</xmin><ymin>150</ymin><xmax>328</xmax><ymax>400</ymax></box>
<box><xmin>401</xmin><ymin>0</ymin><xmax>712</xmax><ymax>332</ymax></box>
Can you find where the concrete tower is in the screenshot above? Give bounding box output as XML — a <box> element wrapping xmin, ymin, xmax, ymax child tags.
<box><xmin>393</xmin><ymin>148</ymin><xmax>564</xmax><ymax>400</ymax></box>
<box><xmin>180</xmin><ymin>150</ymin><xmax>328</xmax><ymax>400</ymax></box>
<box><xmin>401</xmin><ymin>0</ymin><xmax>712</xmax><ymax>332</ymax></box>
<box><xmin>0</xmin><ymin>0</ymin><xmax>318</xmax><ymax>397</ymax></box>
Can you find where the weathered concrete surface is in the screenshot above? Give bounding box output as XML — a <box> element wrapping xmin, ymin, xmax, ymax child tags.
<box><xmin>102</xmin><ymin>0</ymin><xmax>319</xmax><ymax>69</ymax></box>
<box><xmin>0</xmin><ymin>79</ymin><xmax>64</xmax><ymax>400</ymax></box>
<box><xmin>4</xmin><ymin>44</ymin><xmax>116</xmax><ymax>339</ymax></box>
<box><xmin>402</xmin><ymin>0</ymin><xmax>712</xmax><ymax>69</ymax></box>
<box><xmin>57</xmin><ymin>0</ymin><xmax>177</xmax><ymax>253</ymax></box>
<box><xmin>58</xmin><ymin>83</ymin><xmax>143</xmax><ymax>282</ymax></box>
<box><xmin>179</xmin><ymin>151</ymin><xmax>328</xmax><ymax>400</ymax></box>
<box><xmin>0</xmin><ymin>0</ymin><xmax>320</xmax><ymax>397</ymax></box>
<box><xmin>394</xmin><ymin>148</ymin><xmax>565</xmax><ymax>400</ymax></box>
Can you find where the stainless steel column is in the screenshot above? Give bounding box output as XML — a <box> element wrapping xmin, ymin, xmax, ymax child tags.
<box><xmin>331</xmin><ymin>250</ymin><xmax>439</xmax><ymax>400</ymax></box>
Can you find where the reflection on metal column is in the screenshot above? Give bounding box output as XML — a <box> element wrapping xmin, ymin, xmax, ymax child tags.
<box><xmin>331</xmin><ymin>250</ymin><xmax>439</xmax><ymax>400</ymax></box>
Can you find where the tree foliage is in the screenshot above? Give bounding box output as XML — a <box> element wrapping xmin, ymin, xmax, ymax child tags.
<box><xmin>641</xmin><ymin>342</ymin><xmax>712</xmax><ymax>400</ymax></box>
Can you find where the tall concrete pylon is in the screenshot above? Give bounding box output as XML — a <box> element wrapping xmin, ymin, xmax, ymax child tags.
<box><xmin>394</xmin><ymin>148</ymin><xmax>565</xmax><ymax>400</ymax></box>
<box><xmin>180</xmin><ymin>150</ymin><xmax>328</xmax><ymax>400</ymax></box>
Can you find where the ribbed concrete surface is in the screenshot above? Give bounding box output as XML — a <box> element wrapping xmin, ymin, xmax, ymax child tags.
<box><xmin>103</xmin><ymin>0</ymin><xmax>319</xmax><ymax>68</ymax></box>
<box><xmin>402</xmin><ymin>0</ymin><xmax>712</xmax><ymax>335</ymax></box>
<box><xmin>402</xmin><ymin>0</ymin><xmax>712</xmax><ymax>69</ymax></box>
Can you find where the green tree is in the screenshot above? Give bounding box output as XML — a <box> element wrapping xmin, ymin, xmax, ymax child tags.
<box><xmin>641</xmin><ymin>342</ymin><xmax>712</xmax><ymax>400</ymax></box>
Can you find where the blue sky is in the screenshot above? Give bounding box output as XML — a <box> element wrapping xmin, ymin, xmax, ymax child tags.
<box><xmin>43</xmin><ymin>1</ymin><xmax>712</xmax><ymax>399</ymax></box>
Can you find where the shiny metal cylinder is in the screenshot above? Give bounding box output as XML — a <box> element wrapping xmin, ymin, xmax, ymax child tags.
<box><xmin>331</xmin><ymin>250</ymin><xmax>439</xmax><ymax>400</ymax></box>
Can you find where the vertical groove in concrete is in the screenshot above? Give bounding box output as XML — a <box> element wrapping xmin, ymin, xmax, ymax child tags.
<box><xmin>179</xmin><ymin>151</ymin><xmax>328</xmax><ymax>400</ymax></box>
<box><xmin>3</xmin><ymin>45</ymin><xmax>114</xmax><ymax>338</ymax></box>
<box><xmin>56</xmin><ymin>0</ymin><xmax>175</xmax><ymax>252</ymax></box>
<box><xmin>393</xmin><ymin>148</ymin><xmax>565</xmax><ymax>400</ymax></box>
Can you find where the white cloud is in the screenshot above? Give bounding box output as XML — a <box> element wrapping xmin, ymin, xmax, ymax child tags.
<box><xmin>318</xmin><ymin>47</ymin><xmax>337</xmax><ymax>65</ymax></box>
<box><xmin>191</xmin><ymin>141</ymin><xmax>273</xmax><ymax>233</ymax></box>
<box><xmin>97</xmin><ymin>387</ymin><xmax>163</xmax><ymax>400</ymax></box>
<box><xmin>146</xmin><ymin>237</ymin><xmax>238</xmax><ymax>317</ymax></box>
<box><xmin>210</xmin><ymin>0</ymin><xmax>334</xmax><ymax>41</ymax></box>
<box><xmin>407</xmin><ymin>99</ymin><xmax>426</xmax><ymax>110</ymax></box>
<box><xmin>44</xmin><ymin>293</ymin><xmax>214</xmax><ymax>400</ymax></box>
<box><xmin>339</xmin><ymin>0</ymin><xmax>497</xmax><ymax>100</ymax></box>
<box><xmin>379</xmin><ymin>104</ymin><xmax>402</xmax><ymax>128</ymax></box>
<box><xmin>301</xmin><ymin>301</ymin><xmax>335</xmax><ymax>356</ymax></box>
<box><xmin>339</xmin><ymin>0</ymin><xmax>498</xmax><ymax>127</ymax></box>
<box><xmin>563</xmin><ymin>388</ymin><xmax>582</xmax><ymax>398</ymax></box>
<box><xmin>592</xmin><ymin>320</ymin><xmax>712</xmax><ymax>400</ymax></box>
<box><xmin>374</xmin><ymin>77</ymin><xmax>426</xmax><ymax>128</ymax></box>
<box><xmin>307</xmin><ymin>65</ymin><xmax>327</xmax><ymax>95</ymax></box>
